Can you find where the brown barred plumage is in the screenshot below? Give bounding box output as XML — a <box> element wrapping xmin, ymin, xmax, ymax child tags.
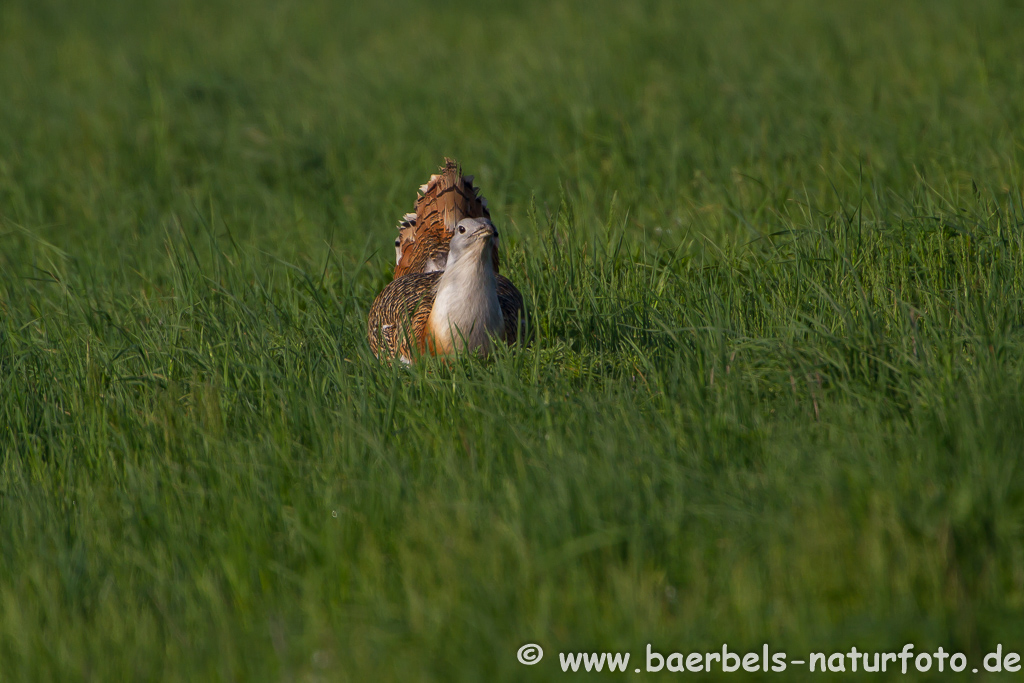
<box><xmin>394</xmin><ymin>158</ymin><xmax>497</xmax><ymax>277</ymax></box>
<box><xmin>367</xmin><ymin>271</ymin><xmax>525</xmax><ymax>363</ymax></box>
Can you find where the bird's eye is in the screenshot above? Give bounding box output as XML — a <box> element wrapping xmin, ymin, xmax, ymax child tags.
<box><xmin>458</xmin><ymin>225</ymin><xmax>466</xmax><ymax>234</ymax></box>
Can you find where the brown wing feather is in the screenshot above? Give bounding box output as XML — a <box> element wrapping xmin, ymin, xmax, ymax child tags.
<box><xmin>394</xmin><ymin>158</ymin><xmax>498</xmax><ymax>277</ymax></box>
<box><xmin>496</xmin><ymin>275</ymin><xmax>526</xmax><ymax>344</ymax></box>
<box><xmin>367</xmin><ymin>272</ymin><xmax>441</xmax><ymax>361</ymax></box>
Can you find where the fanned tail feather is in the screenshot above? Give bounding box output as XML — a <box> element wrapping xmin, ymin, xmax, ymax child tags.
<box><xmin>394</xmin><ymin>158</ymin><xmax>496</xmax><ymax>277</ymax></box>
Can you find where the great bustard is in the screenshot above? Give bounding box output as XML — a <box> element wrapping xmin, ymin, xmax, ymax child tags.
<box><xmin>367</xmin><ymin>160</ymin><xmax>524</xmax><ymax>363</ymax></box>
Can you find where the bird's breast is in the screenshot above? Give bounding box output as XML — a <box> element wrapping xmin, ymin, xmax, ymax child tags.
<box><xmin>426</xmin><ymin>269</ymin><xmax>503</xmax><ymax>356</ymax></box>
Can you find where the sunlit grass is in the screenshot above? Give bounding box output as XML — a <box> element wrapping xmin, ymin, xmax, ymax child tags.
<box><xmin>2</xmin><ymin>0</ymin><xmax>1024</xmax><ymax>680</ymax></box>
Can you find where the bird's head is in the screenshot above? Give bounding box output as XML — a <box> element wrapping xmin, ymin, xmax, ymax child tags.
<box><xmin>448</xmin><ymin>218</ymin><xmax>498</xmax><ymax>267</ymax></box>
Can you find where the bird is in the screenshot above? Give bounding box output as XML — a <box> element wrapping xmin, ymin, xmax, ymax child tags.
<box><xmin>393</xmin><ymin>158</ymin><xmax>499</xmax><ymax>277</ymax></box>
<box><xmin>368</xmin><ymin>159</ymin><xmax>525</xmax><ymax>362</ymax></box>
<box><xmin>368</xmin><ymin>216</ymin><xmax>524</xmax><ymax>363</ymax></box>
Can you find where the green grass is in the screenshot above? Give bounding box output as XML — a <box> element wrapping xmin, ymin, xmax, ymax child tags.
<box><xmin>2</xmin><ymin>0</ymin><xmax>1024</xmax><ymax>679</ymax></box>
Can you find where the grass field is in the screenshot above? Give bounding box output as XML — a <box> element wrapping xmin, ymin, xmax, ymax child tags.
<box><xmin>2</xmin><ymin>0</ymin><xmax>1024</xmax><ymax>679</ymax></box>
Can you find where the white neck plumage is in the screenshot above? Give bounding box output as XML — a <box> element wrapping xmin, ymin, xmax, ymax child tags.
<box><xmin>427</xmin><ymin>244</ymin><xmax>503</xmax><ymax>355</ymax></box>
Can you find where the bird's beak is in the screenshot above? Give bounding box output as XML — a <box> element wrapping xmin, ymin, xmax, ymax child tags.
<box><xmin>470</xmin><ymin>222</ymin><xmax>497</xmax><ymax>242</ymax></box>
